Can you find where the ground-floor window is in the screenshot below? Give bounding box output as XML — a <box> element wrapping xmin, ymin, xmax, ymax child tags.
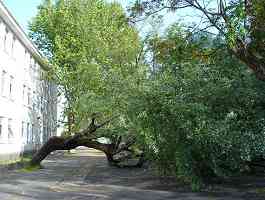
<box><xmin>8</xmin><ymin>118</ymin><xmax>13</xmax><ymax>140</ymax></box>
<box><xmin>31</xmin><ymin>123</ymin><xmax>34</xmax><ymax>143</ymax></box>
<box><xmin>27</xmin><ymin>122</ymin><xmax>30</xmax><ymax>144</ymax></box>
<box><xmin>0</xmin><ymin>117</ymin><xmax>3</xmax><ymax>139</ymax></box>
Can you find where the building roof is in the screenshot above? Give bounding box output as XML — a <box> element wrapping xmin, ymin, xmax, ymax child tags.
<box><xmin>0</xmin><ymin>1</ymin><xmax>49</xmax><ymax>70</ymax></box>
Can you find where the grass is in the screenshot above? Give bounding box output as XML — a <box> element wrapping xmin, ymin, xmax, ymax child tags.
<box><xmin>0</xmin><ymin>159</ymin><xmax>20</xmax><ymax>165</ymax></box>
<box><xmin>0</xmin><ymin>154</ymin><xmax>41</xmax><ymax>172</ymax></box>
<box><xmin>18</xmin><ymin>154</ymin><xmax>42</xmax><ymax>172</ymax></box>
<box><xmin>255</xmin><ymin>188</ymin><xmax>265</xmax><ymax>194</ymax></box>
<box><xmin>18</xmin><ymin>164</ymin><xmax>41</xmax><ymax>172</ymax></box>
<box><xmin>20</xmin><ymin>154</ymin><xmax>33</xmax><ymax>163</ymax></box>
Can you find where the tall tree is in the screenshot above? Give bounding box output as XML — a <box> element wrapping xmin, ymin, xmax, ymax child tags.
<box><xmin>127</xmin><ymin>24</ymin><xmax>265</xmax><ymax>189</ymax></box>
<box><xmin>130</xmin><ymin>0</ymin><xmax>265</xmax><ymax>80</ymax></box>
<box><xmin>29</xmin><ymin>0</ymin><xmax>145</xmax><ymax>166</ymax></box>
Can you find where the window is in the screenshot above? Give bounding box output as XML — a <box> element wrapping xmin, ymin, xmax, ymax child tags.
<box><xmin>34</xmin><ymin>61</ymin><xmax>38</xmax><ymax>70</ymax></box>
<box><xmin>0</xmin><ymin>20</ymin><xmax>5</xmax><ymax>47</ymax></box>
<box><xmin>30</xmin><ymin>56</ymin><xmax>34</xmax><ymax>69</ymax></box>
<box><xmin>9</xmin><ymin>75</ymin><xmax>14</xmax><ymax>99</ymax></box>
<box><xmin>43</xmin><ymin>125</ymin><xmax>47</xmax><ymax>142</ymax></box>
<box><xmin>27</xmin><ymin>88</ymin><xmax>31</xmax><ymax>106</ymax></box>
<box><xmin>33</xmin><ymin>61</ymin><xmax>38</xmax><ymax>78</ymax></box>
<box><xmin>0</xmin><ymin>117</ymin><xmax>3</xmax><ymax>138</ymax></box>
<box><xmin>24</xmin><ymin>50</ymin><xmax>27</xmax><ymax>62</ymax></box>
<box><xmin>22</xmin><ymin>84</ymin><xmax>26</xmax><ymax>104</ymax></box>
<box><xmin>21</xmin><ymin>121</ymin><xmax>25</xmax><ymax>138</ymax></box>
<box><xmin>8</xmin><ymin>119</ymin><xmax>13</xmax><ymax>139</ymax></box>
<box><xmin>31</xmin><ymin>123</ymin><xmax>34</xmax><ymax>143</ymax></box>
<box><xmin>40</xmin><ymin>96</ymin><xmax>44</xmax><ymax>111</ymax></box>
<box><xmin>1</xmin><ymin>70</ymin><xmax>6</xmax><ymax>96</ymax></box>
<box><xmin>36</xmin><ymin>96</ymin><xmax>40</xmax><ymax>111</ymax></box>
<box><xmin>3</xmin><ymin>27</ymin><xmax>8</xmax><ymax>52</ymax></box>
<box><xmin>11</xmin><ymin>36</ymin><xmax>16</xmax><ymax>57</ymax></box>
<box><xmin>40</xmin><ymin>71</ymin><xmax>45</xmax><ymax>80</ymax></box>
<box><xmin>33</xmin><ymin>91</ymin><xmax>36</xmax><ymax>111</ymax></box>
<box><xmin>24</xmin><ymin>50</ymin><xmax>30</xmax><ymax>68</ymax></box>
<box><xmin>27</xmin><ymin>123</ymin><xmax>30</xmax><ymax>144</ymax></box>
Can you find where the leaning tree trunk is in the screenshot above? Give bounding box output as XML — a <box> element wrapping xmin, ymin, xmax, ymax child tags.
<box><xmin>30</xmin><ymin>116</ymin><xmax>145</xmax><ymax>168</ymax></box>
<box><xmin>30</xmin><ymin>136</ymin><xmax>115</xmax><ymax>166</ymax></box>
<box><xmin>30</xmin><ymin>114</ymin><xmax>117</xmax><ymax>166</ymax></box>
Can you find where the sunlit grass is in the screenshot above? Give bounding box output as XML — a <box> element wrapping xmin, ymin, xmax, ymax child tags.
<box><xmin>18</xmin><ymin>164</ymin><xmax>41</xmax><ymax>172</ymax></box>
<box><xmin>0</xmin><ymin>154</ymin><xmax>41</xmax><ymax>172</ymax></box>
<box><xmin>18</xmin><ymin>154</ymin><xmax>42</xmax><ymax>172</ymax></box>
<box><xmin>0</xmin><ymin>159</ymin><xmax>20</xmax><ymax>165</ymax></box>
<box><xmin>255</xmin><ymin>188</ymin><xmax>265</xmax><ymax>194</ymax></box>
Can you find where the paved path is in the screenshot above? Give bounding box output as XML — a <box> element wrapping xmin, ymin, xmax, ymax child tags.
<box><xmin>0</xmin><ymin>149</ymin><xmax>265</xmax><ymax>200</ymax></box>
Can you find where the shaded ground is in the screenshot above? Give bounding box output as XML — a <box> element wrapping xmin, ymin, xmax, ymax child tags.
<box><xmin>0</xmin><ymin>148</ymin><xmax>265</xmax><ymax>199</ymax></box>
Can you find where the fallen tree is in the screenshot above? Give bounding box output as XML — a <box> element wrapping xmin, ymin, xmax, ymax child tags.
<box><xmin>30</xmin><ymin>116</ymin><xmax>145</xmax><ymax>168</ymax></box>
<box><xmin>28</xmin><ymin>0</ymin><xmax>146</xmax><ymax>169</ymax></box>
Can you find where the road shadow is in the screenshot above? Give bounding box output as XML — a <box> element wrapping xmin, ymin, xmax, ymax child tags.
<box><xmin>0</xmin><ymin>148</ymin><xmax>264</xmax><ymax>200</ymax></box>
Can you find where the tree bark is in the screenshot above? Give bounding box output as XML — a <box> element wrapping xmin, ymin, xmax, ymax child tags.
<box><xmin>30</xmin><ymin>116</ymin><xmax>145</xmax><ymax>168</ymax></box>
<box><xmin>30</xmin><ymin>116</ymin><xmax>115</xmax><ymax>166</ymax></box>
<box><xmin>231</xmin><ymin>39</ymin><xmax>265</xmax><ymax>81</ymax></box>
<box><xmin>30</xmin><ymin>136</ymin><xmax>115</xmax><ymax>166</ymax></box>
<box><xmin>30</xmin><ymin>135</ymin><xmax>145</xmax><ymax>168</ymax></box>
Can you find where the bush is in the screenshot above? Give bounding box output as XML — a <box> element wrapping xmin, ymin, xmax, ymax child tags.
<box><xmin>128</xmin><ymin>28</ymin><xmax>265</xmax><ymax>189</ymax></box>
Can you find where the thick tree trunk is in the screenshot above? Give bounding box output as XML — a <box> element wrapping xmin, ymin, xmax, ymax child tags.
<box><xmin>30</xmin><ymin>116</ymin><xmax>145</xmax><ymax>168</ymax></box>
<box><xmin>237</xmin><ymin>53</ymin><xmax>265</xmax><ymax>81</ymax></box>
<box><xmin>30</xmin><ymin>135</ymin><xmax>145</xmax><ymax>168</ymax></box>
<box><xmin>30</xmin><ymin>136</ymin><xmax>115</xmax><ymax>166</ymax></box>
<box><xmin>231</xmin><ymin>40</ymin><xmax>265</xmax><ymax>81</ymax></box>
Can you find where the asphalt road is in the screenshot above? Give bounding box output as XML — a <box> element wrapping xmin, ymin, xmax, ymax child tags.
<box><xmin>0</xmin><ymin>149</ymin><xmax>264</xmax><ymax>200</ymax></box>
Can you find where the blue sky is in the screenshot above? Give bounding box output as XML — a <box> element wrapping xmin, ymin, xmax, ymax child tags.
<box><xmin>3</xmin><ymin>0</ymin><xmax>134</xmax><ymax>32</ymax></box>
<box><xmin>3</xmin><ymin>0</ymin><xmax>42</xmax><ymax>31</ymax></box>
<box><xmin>3</xmin><ymin>0</ymin><xmax>196</xmax><ymax>35</ymax></box>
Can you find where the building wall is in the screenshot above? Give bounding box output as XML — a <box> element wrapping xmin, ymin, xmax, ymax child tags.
<box><xmin>0</xmin><ymin>8</ymin><xmax>57</xmax><ymax>161</ymax></box>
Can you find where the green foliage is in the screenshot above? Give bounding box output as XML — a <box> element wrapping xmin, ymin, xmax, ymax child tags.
<box><xmin>248</xmin><ymin>0</ymin><xmax>265</xmax><ymax>60</ymax></box>
<box><xmin>19</xmin><ymin>164</ymin><xmax>41</xmax><ymax>173</ymax></box>
<box><xmin>29</xmin><ymin>0</ymin><xmax>145</xmax><ymax>133</ymax></box>
<box><xmin>128</xmin><ymin>25</ymin><xmax>265</xmax><ymax>188</ymax></box>
<box><xmin>130</xmin><ymin>0</ymin><xmax>265</xmax><ymax>81</ymax></box>
<box><xmin>30</xmin><ymin>0</ymin><xmax>265</xmax><ymax>190</ymax></box>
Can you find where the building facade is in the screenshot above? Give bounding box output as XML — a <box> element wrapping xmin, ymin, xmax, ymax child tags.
<box><xmin>0</xmin><ymin>1</ymin><xmax>57</xmax><ymax>161</ymax></box>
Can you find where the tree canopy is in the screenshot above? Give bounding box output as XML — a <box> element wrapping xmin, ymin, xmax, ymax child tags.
<box><xmin>30</xmin><ymin>0</ymin><xmax>144</xmax><ymax>132</ymax></box>
<box><xmin>130</xmin><ymin>0</ymin><xmax>265</xmax><ymax>80</ymax></box>
<box><xmin>127</xmin><ymin>24</ymin><xmax>265</xmax><ymax>189</ymax></box>
<box><xmin>29</xmin><ymin>0</ymin><xmax>265</xmax><ymax>191</ymax></box>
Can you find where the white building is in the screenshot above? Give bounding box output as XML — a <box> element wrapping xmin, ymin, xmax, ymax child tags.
<box><xmin>0</xmin><ymin>1</ymin><xmax>57</xmax><ymax>162</ymax></box>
